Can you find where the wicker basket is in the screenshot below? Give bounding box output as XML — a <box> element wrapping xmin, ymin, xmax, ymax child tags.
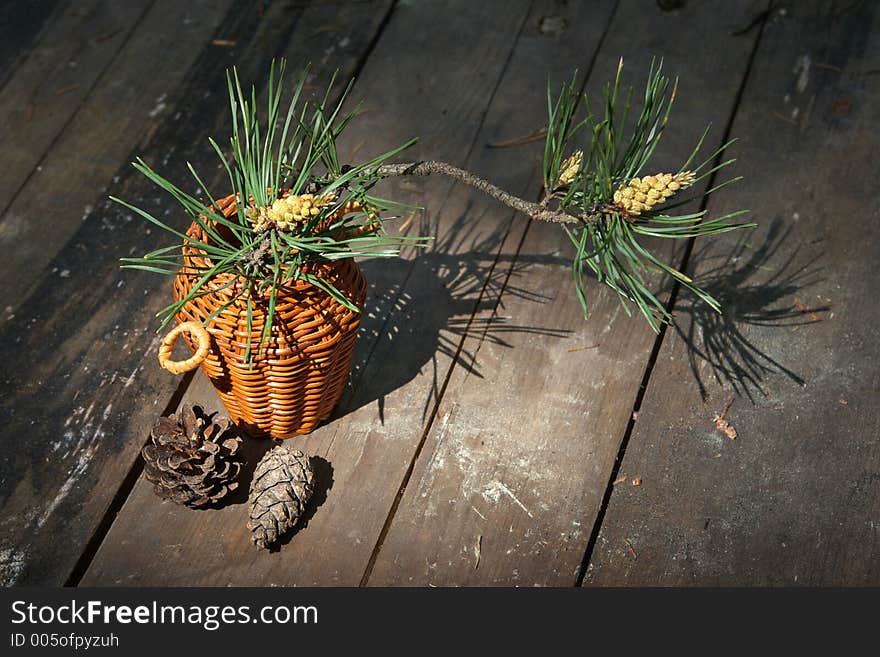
<box><xmin>160</xmin><ymin>194</ymin><xmax>366</xmax><ymax>438</ymax></box>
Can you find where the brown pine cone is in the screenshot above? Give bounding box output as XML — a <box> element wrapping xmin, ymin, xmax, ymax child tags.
<box><xmin>142</xmin><ymin>403</ymin><xmax>243</xmax><ymax>508</ymax></box>
<box><xmin>247</xmin><ymin>444</ymin><xmax>314</xmax><ymax>549</ymax></box>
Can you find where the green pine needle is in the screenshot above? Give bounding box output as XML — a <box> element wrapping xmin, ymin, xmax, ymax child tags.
<box><xmin>542</xmin><ymin>59</ymin><xmax>754</xmax><ymax>330</ymax></box>
<box><xmin>113</xmin><ymin>59</ymin><xmax>430</xmax><ymax>364</ymax></box>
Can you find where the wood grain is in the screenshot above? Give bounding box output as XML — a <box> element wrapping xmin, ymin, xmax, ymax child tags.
<box><xmin>81</xmin><ymin>0</ymin><xmax>541</xmax><ymax>586</ymax></box>
<box><xmin>366</xmin><ymin>0</ymin><xmax>769</xmax><ymax>586</ymax></box>
<box><xmin>0</xmin><ymin>0</ymin><xmax>391</xmax><ymax>586</ymax></box>
<box><xmin>0</xmin><ymin>0</ymin><xmax>152</xmax><ymax>216</ymax></box>
<box><xmin>585</xmin><ymin>0</ymin><xmax>880</xmax><ymax>586</ymax></box>
<box><xmin>0</xmin><ymin>0</ymin><xmax>63</xmax><ymax>89</ymax></box>
<box><xmin>0</xmin><ymin>0</ymin><xmax>241</xmax><ymax>318</ymax></box>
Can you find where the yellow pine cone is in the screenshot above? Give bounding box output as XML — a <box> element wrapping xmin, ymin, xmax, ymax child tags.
<box><xmin>248</xmin><ymin>192</ymin><xmax>338</xmax><ymax>232</ymax></box>
<box><xmin>556</xmin><ymin>150</ymin><xmax>583</xmax><ymax>187</ymax></box>
<box><xmin>612</xmin><ymin>171</ymin><xmax>695</xmax><ymax>216</ymax></box>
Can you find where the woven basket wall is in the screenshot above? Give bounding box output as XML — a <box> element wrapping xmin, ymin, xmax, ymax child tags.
<box><xmin>173</xmin><ymin>195</ymin><xmax>367</xmax><ymax>438</ymax></box>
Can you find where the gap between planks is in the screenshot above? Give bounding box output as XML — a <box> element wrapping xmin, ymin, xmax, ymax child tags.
<box><xmin>574</xmin><ymin>0</ymin><xmax>773</xmax><ymax>586</ymax></box>
<box><xmin>65</xmin><ymin>370</ymin><xmax>195</xmax><ymax>586</ymax></box>
<box><xmin>358</xmin><ymin>0</ymin><xmax>622</xmax><ymax>587</ymax></box>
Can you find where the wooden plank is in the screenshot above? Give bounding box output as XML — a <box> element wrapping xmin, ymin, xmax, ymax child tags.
<box><xmin>81</xmin><ymin>0</ymin><xmax>541</xmax><ymax>586</ymax></box>
<box><xmin>0</xmin><ymin>0</ymin><xmax>392</xmax><ymax>586</ymax></box>
<box><xmin>367</xmin><ymin>0</ymin><xmax>769</xmax><ymax>585</ymax></box>
<box><xmin>0</xmin><ymin>0</ymin><xmax>63</xmax><ymax>88</ymax></box>
<box><xmin>0</xmin><ymin>0</ymin><xmax>152</xmax><ymax>217</ymax></box>
<box><xmin>0</xmin><ymin>0</ymin><xmax>239</xmax><ymax>318</ymax></box>
<box><xmin>585</xmin><ymin>1</ymin><xmax>880</xmax><ymax>586</ymax></box>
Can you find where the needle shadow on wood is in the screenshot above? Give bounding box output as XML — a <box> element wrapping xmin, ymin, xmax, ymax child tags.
<box><xmin>668</xmin><ymin>217</ymin><xmax>828</xmax><ymax>401</ymax></box>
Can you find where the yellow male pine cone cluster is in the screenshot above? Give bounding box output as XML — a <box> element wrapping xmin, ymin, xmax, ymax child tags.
<box><xmin>613</xmin><ymin>171</ymin><xmax>695</xmax><ymax>216</ymax></box>
<box><xmin>556</xmin><ymin>150</ymin><xmax>583</xmax><ymax>187</ymax></box>
<box><xmin>247</xmin><ymin>192</ymin><xmax>337</xmax><ymax>232</ymax></box>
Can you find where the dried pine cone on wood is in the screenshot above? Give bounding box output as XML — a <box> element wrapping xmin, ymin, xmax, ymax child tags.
<box><xmin>247</xmin><ymin>444</ymin><xmax>314</xmax><ymax>549</ymax></box>
<box><xmin>142</xmin><ymin>404</ymin><xmax>243</xmax><ymax>507</ymax></box>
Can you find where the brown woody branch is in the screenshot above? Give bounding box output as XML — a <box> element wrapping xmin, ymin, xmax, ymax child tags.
<box><xmin>375</xmin><ymin>161</ymin><xmax>586</xmax><ymax>225</ymax></box>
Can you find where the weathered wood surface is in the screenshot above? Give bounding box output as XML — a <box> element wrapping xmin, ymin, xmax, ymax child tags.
<box><xmin>0</xmin><ymin>0</ymin><xmax>248</xmax><ymax>317</ymax></box>
<box><xmin>367</xmin><ymin>0</ymin><xmax>768</xmax><ymax>586</ymax></box>
<box><xmin>0</xmin><ymin>0</ymin><xmax>63</xmax><ymax>89</ymax></box>
<box><xmin>0</xmin><ymin>0</ymin><xmax>152</xmax><ymax>218</ymax></box>
<box><xmin>6</xmin><ymin>0</ymin><xmax>878</xmax><ymax>588</ymax></box>
<box><xmin>585</xmin><ymin>1</ymin><xmax>880</xmax><ymax>586</ymax></box>
<box><xmin>0</xmin><ymin>0</ymin><xmax>393</xmax><ymax>586</ymax></box>
<box><xmin>82</xmin><ymin>0</ymin><xmax>542</xmax><ymax>586</ymax></box>
<box><xmin>82</xmin><ymin>0</ymin><xmax>767</xmax><ymax>587</ymax></box>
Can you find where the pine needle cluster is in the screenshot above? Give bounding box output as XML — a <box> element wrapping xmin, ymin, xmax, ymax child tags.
<box><xmin>113</xmin><ymin>60</ymin><xmax>427</xmax><ymax>361</ymax></box>
<box><xmin>542</xmin><ymin>59</ymin><xmax>753</xmax><ymax>331</ymax></box>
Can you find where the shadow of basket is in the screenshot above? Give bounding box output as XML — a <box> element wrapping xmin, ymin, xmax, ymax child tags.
<box><xmin>327</xmin><ymin>208</ymin><xmax>573</xmax><ymax>424</ymax></box>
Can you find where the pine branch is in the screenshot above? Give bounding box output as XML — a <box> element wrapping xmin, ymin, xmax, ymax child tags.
<box><xmin>375</xmin><ymin>161</ymin><xmax>586</xmax><ymax>225</ymax></box>
<box><xmin>115</xmin><ymin>57</ymin><xmax>754</xmax><ymax>353</ymax></box>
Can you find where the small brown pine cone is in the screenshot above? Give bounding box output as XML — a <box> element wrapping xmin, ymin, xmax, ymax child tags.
<box><xmin>247</xmin><ymin>444</ymin><xmax>314</xmax><ymax>549</ymax></box>
<box><xmin>142</xmin><ymin>404</ymin><xmax>243</xmax><ymax>508</ymax></box>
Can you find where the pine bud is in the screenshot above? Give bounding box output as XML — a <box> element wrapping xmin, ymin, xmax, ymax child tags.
<box><xmin>250</xmin><ymin>192</ymin><xmax>337</xmax><ymax>232</ymax></box>
<box><xmin>613</xmin><ymin>170</ymin><xmax>695</xmax><ymax>217</ymax></box>
<box><xmin>556</xmin><ymin>150</ymin><xmax>583</xmax><ymax>187</ymax></box>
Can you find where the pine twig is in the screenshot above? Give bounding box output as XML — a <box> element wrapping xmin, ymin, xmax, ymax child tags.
<box><xmin>375</xmin><ymin>161</ymin><xmax>585</xmax><ymax>225</ymax></box>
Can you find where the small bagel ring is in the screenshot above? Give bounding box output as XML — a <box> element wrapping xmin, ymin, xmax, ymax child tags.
<box><xmin>158</xmin><ymin>321</ymin><xmax>211</xmax><ymax>374</ymax></box>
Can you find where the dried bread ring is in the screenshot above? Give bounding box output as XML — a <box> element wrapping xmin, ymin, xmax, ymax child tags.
<box><xmin>158</xmin><ymin>321</ymin><xmax>211</xmax><ymax>374</ymax></box>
